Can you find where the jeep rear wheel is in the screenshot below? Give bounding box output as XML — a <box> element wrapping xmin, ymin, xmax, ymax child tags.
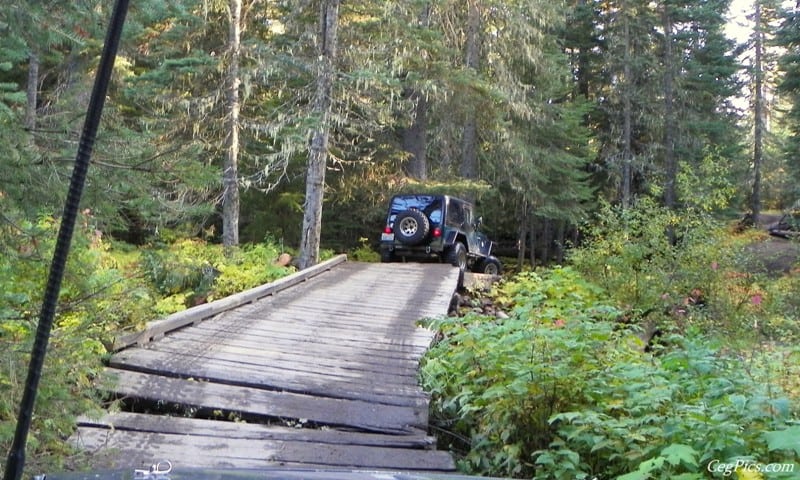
<box><xmin>393</xmin><ymin>209</ymin><xmax>430</xmax><ymax>245</ymax></box>
<box><xmin>446</xmin><ymin>242</ymin><xmax>467</xmax><ymax>271</ymax></box>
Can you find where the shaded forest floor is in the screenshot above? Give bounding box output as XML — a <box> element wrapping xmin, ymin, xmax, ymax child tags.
<box><xmin>745</xmin><ymin>213</ymin><xmax>800</xmax><ymax>275</ymax></box>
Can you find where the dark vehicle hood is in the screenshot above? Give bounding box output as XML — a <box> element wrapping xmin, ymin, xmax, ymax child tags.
<box><xmin>40</xmin><ymin>468</ymin><xmax>501</xmax><ymax>480</ymax></box>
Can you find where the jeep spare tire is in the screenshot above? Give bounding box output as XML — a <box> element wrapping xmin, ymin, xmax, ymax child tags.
<box><xmin>394</xmin><ymin>209</ymin><xmax>430</xmax><ymax>245</ymax></box>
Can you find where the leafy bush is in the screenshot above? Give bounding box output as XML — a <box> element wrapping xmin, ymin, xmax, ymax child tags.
<box><xmin>1</xmin><ymin>208</ymin><xmax>295</xmax><ymax>472</ymax></box>
<box><xmin>348</xmin><ymin>237</ymin><xmax>380</xmax><ymax>262</ymax></box>
<box><xmin>211</xmin><ymin>243</ymin><xmax>294</xmax><ymax>299</ymax></box>
<box><xmin>567</xmin><ymin>199</ymin><xmax>799</xmax><ymax>343</ymax></box>
<box><xmin>140</xmin><ymin>239</ymin><xmax>293</xmax><ymax>311</ymax></box>
<box><xmin>421</xmin><ymin>267</ymin><xmax>800</xmax><ymax>479</ymax></box>
<box><xmin>1</xmin><ymin>210</ymin><xmax>153</xmax><ymax>472</ymax></box>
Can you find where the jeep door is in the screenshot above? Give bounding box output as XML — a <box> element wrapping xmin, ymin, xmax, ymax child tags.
<box><xmin>462</xmin><ymin>204</ymin><xmax>481</xmax><ymax>254</ymax></box>
<box><xmin>463</xmin><ymin>205</ymin><xmax>493</xmax><ymax>257</ymax></box>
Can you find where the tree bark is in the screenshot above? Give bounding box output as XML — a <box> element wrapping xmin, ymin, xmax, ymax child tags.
<box><xmin>26</xmin><ymin>52</ymin><xmax>39</xmax><ymax>132</ymax></box>
<box><xmin>298</xmin><ymin>0</ymin><xmax>339</xmax><ymax>269</ymax></box>
<box><xmin>576</xmin><ymin>0</ymin><xmax>591</xmax><ymax>99</ymax></box>
<box><xmin>460</xmin><ymin>0</ymin><xmax>481</xmax><ymax>179</ymax></box>
<box><xmin>402</xmin><ymin>89</ymin><xmax>429</xmax><ymax>180</ymax></box>
<box><xmin>401</xmin><ymin>3</ymin><xmax>430</xmax><ymax>181</ymax></box>
<box><xmin>222</xmin><ymin>0</ymin><xmax>242</xmax><ymax>249</ymax></box>
<box><xmin>662</xmin><ymin>3</ymin><xmax>677</xmax><ymax>211</ymax></box>
<box><xmin>542</xmin><ymin>218</ymin><xmax>552</xmax><ymax>264</ymax></box>
<box><xmin>516</xmin><ymin>201</ymin><xmax>528</xmax><ymax>271</ymax></box>
<box><xmin>555</xmin><ymin>220</ymin><xmax>566</xmax><ymax>264</ymax></box>
<box><xmin>528</xmin><ymin>218</ymin><xmax>537</xmax><ymax>268</ymax></box>
<box><xmin>621</xmin><ymin>9</ymin><xmax>633</xmax><ymax>208</ymax></box>
<box><xmin>751</xmin><ymin>0</ymin><xmax>765</xmax><ymax>223</ymax></box>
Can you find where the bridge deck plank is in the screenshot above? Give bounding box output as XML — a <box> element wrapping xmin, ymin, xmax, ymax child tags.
<box><xmin>125</xmin><ymin>335</ymin><xmax>422</xmax><ymax>378</ymax></box>
<box><xmin>78</xmin><ymin>412</ymin><xmax>435</xmax><ymax>447</ymax></box>
<box><xmin>72</xmin><ymin>428</ymin><xmax>456</xmax><ymax>471</ymax></box>
<box><xmin>101</xmin><ymin>368</ymin><xmax>428</xmax><ymax>429</ymax></box>
<box><xmin>70</xmin><ymin>260</ymin><xmax>460</xmax><ymax>472</ymax></box>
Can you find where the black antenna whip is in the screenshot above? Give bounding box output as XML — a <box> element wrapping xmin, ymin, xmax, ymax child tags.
<box><xmin>3</xmin><ymin>1</ymin><xmax>129</xmax><ymax>479</ymax></box>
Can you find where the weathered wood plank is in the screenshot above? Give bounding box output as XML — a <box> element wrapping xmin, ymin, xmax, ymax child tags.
<box><xmin>108</xmin><ymin>351</ymin><xmax>428</xmax><ymax>407</ymax></box>
<box><xmin>101</xmin><ymin>369</ymin><xmax>427</xmax><ymax>432</ymax></box>
<box><xmin>72</xmin><ymin>428</ymin><xmax>456</xmax><ymax>471</ymax></box>
<box><xmin>136</xmin><ymin>337</ymin><xmax>422</xmax><ymax>381</ymax></box>
<box><xmin>182</xmin><ymin>315</ymin><xmax>435</xmax><ymax>349</ymax></box>
<box><xmin>188</xmin><ymin>318</ymin><xmax>433</xmax><ymax>355</ymax></box>
<box><xmin>77</xmin><ymin>261</ymin><xmax>461</xmax><ymax>473</ymax></box>
<box><xmin>166</xmin><ymin>327</ymin><xmax>428</xmax><ymax>365</ymax></box>
<box><xmin>113</xmin><ymin>255</ymin><xmax>349</xmax><ymax>350</ymax></box>
<box><xmin>78</xmin><ymin>412</ymin><xmax>436</xmax><ymax>448</ymax></box>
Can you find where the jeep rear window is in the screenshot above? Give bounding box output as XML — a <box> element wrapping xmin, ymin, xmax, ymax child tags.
<box><xmin>389</xmin><ymin>195</ymin><xmax>443</xmax><ymax>223</ymax></box>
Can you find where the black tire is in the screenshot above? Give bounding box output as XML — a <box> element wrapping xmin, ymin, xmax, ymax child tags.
<box><xmin>446</xmin><ymin>242</ymin><xmax>467</xmax><ymax>271</ymax></box>
<box><xmin>380</xmin><ymin>249</ymin><xmax>395</xmax><ymax>263</ymax></box>
<box><xmin>476</xmin><ymin>256</ymin><xmax>502</xmax><ymax>275</ymax></box>
<box><xmin>393</xmin><ymin>209</ymin><xmax>430</xmax><ymax>245</ymax></box>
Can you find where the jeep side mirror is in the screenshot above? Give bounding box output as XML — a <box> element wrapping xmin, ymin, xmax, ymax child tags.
<box><xmin>475</xmin><ymin>216</ymin><xmax>483</xmax><ymax>229</ymax></box>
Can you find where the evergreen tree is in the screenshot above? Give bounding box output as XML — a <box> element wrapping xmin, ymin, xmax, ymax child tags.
<box><xmin>776</xmin><ymin>1</ymin><xmax>800</xmax><ymax>201</ymax></box>
<box><xmin>298</xmin><ymin>0</ymin><xmax>340</xmax><ymax>269</ymax></box>
<box><xmin>595</xmin><ymin>0</ymin><xmax>661</xmax><ymax>206</ymax></box>
<box><xmin>744</xmin><ymin>0</ymin><xmax>783</xmax><ymax>218</ymax></box>
<box><xmin>222</xmin><ymin>0</ymin><xmax>242</xmax><ymax>249</ymax></box>
<box><xmin>661</xmin><ymin>0</ymin><xmax>742</xmax><ymax>210</ymax></box>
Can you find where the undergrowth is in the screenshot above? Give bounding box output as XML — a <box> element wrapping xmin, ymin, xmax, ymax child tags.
<box><xmin>421</xmin><ymin>200</ymin><xmax>800</xmax><ymax>479</ymax></box>
<box><xmin>1</xmin><ymin>208</ymin><xmax>294</xmax><ymax>474</ymax></box>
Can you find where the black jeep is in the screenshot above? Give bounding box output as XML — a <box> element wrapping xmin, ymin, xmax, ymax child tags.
<box><xmin>379</xmin><ymin>194</ymin><xmax>502</xmax><ymax>274</ymax></box>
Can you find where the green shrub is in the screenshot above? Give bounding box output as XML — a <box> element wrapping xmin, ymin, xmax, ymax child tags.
<box><xmin>211</xmin><ymin>243</ymin><xmax>294</xmax><ymax>299</ymax></box>
<box><xmin>1</xmin><ymin>210</ymin><xmax>294</xmax><ymax>472</ymax></box>
<box><xmin>567</xmin><ymin>199</ymin><xmax>797</xmax><ymax>343</ymax></box>
<box><xmin>1</xmin><ymin>210</ymin><xmax>151</xmax><ymax>472</ymax></box>
<box><xmin>421</xmin><ymin>268</ymin><xmax>800</xmax><ymax>479</ymax></box>
<box><xmin>348</xmin><ymin>237</ymin><xmax>380</xmax><ymax>262</ymax></box>
<box><xmin>139</xmin><ymin>239</ymin><xmax>293</xmax><ymax>311</ymax></box>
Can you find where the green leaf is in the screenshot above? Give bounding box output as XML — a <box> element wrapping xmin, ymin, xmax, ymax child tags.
<box><xmin>763</xmin><ymin>427</ymin><xmax>800</xmax><ymax>455</ymax></box>
<box><xmin>660</xmin><ymin>443</ymin><xmax>699</xmax><ymax>467</ymax></box>
<box><xmin>616</xmin><ymin>457</ymin><xmax>665</xmax><ymax>480</ymax></box>
<box><xmin>550</xmin><ymin>411</ymin><xmax>582</xmax><ymax>424</ymax></box>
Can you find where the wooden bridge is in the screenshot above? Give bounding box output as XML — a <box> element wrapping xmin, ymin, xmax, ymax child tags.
<box><xmin>69</xmin><ymin>256</ymin><xmax>461</xmax><ymax>472</ymax></box>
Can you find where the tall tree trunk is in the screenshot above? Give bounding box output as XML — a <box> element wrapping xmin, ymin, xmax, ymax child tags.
<box><xmin>460</xmin><ymin>0</ymin><xmax>481</xmax><ymax>179</ymax></box>
<box><xmin>542</xmin><ymin>218</ymin><xmax>552</xmax><ymax>264</ymax></box>
<box><xmin>516</xmin><ymin>201</ymin><xmax>528</xmax><ymax>271</ymax></box>
<box><xmin>621</xmin><ymin>10</ymin><xmax>633</xmax><ymax>208</ymax></box>
<box><xmin>26</xmin><ymin>52</ymin><xmax>39</xmax><ymax>132</ymax></box>
<box><xmin>402</xmin><ymin>91</ymin><xmax>428</xmax><ymax>179</ymax></box>
<box><xmin>555</xmin><ymin>220</ymin><xmax>566</xmax><ymax>264</ymax></box>
<box><xmin>662</xmin><ymin>3</ymin><xmax>677</xmax><ymax>211</ymax></box>
<box><xmin>751</xmin><ymin>0</ymin><xmax>765</xmax><ymax>223</ymax></box>
<box><xmin>528</xmin><ymin>218</ymin><xmax>537</xmax><ymax>268</ymax></box>
<box><xmin>575</xmin><ymin>0</ymin><xmax>591</xmax><ymax>99</ymax></box>
<box><xmin>222</xmin><ymin>0</ymin><xmax>242</xmax><ymax>249</ymax></box>
<box><xmin>298</xmin><ymin>0</ymin><xmax>339</xmax><ymax>269</ymax></box>
<box><xmin>402</xmin><ymin>3</ymin><xmax>430</xmax><ymax>180</ymax></box>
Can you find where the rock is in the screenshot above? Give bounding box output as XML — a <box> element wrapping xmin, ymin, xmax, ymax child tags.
<box><xmin>274</xmin><ymin>253</ymin><xmax>292</xmax><ymax>267</ymax></box>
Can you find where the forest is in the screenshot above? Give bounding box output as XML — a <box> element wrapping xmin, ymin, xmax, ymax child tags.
<box><xmin>1</xmin><ymin>0</ymin><xmax>800</xmax><ymax>478</ymax></box>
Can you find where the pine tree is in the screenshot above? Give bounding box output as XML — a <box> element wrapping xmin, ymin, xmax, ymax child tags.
<box><xmin>745</xmin><ymin>0</ymin><xmax>783</xmax><ymax>219</ymax></box>
<box><xmin>298</xmin><ymin>0</ymin><xmax>340</xmax><ymax>269</ymax></box>
<box><xmin>776</xmin><ymin>1</ymin><xmax>800</xmax><ymax>200</ymax></box>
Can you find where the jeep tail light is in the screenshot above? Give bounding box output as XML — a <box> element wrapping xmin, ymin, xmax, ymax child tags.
<box><xmin>384</xmin><ymin>226</ymin><xmax>393</xmax><ymax>234</ymax></box>
<box><xmin>433</xmin><ymin>227</ymin><xmax>442</xmax><ymax>238</ymax></box>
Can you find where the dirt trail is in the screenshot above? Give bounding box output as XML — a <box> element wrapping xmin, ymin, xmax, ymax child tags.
<box><xmin>742</xmin><ymin>214</ymin><xmax>800</xmax><ymax>275</ymax></box>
